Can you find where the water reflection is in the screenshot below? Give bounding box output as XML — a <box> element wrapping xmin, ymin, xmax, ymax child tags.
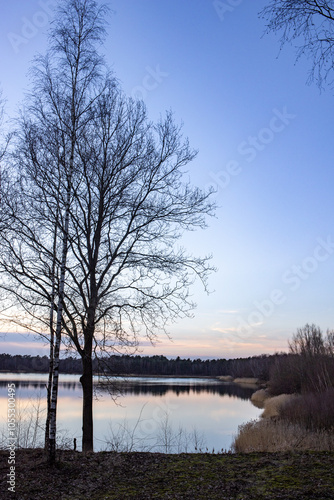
<box><xmin>0</xmin><ymin>380</ymin><xmax>79</xmax><ymax>391</ymax></box>
<box><xmin>0</xmin><ymin>374</ymin><xmax>262</xmax><ymax>452</ymax></box>
<box><xmin>97</xmin><ymin>379</ymin><xmax>255</xmax><ymax>400</ymax></box>
<box><xmin>0</xmin><ymin>376</ymin><xmax>256</xmax><ymax>400</ymax></box>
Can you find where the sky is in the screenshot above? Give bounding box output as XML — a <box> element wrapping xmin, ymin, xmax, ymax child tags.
<box><xmin>1</xmin><ymin>0</ymin><xmax>334</xmax><ymax>360</ymax></box>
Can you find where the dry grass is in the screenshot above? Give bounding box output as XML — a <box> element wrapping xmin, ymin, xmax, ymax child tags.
<box><xmin>231</xmin><ymin>418</ymin><xmax>334</xmax><ymax>453</ymax></box>
<box><xmin>234</xmin><ymin>388</ymin><xmax>334</xmax><ymax>453</ymax></box>
<box><xmin>261</xmin><ymin>393</ymin><xmax>296</xmax><ymax>418</ymax></box>
<box><xmin>250</xmin><ymin>389</ymin><xmax>270</xmax><ymax>408</ymax></box>
<box><xmin>233</xmin><ymin>377</ymin><xmax>259</xmax><ymax>385</ymax></box>
<box><xmin>217</xmin><ymin>375</ymin><xmax>233</xmax><ymax>382</ymax></box>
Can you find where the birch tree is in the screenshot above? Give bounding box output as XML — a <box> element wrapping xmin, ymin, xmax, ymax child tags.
<box><xmin>0</xmin><ymin>0</ymin><xmax>215</xmax><ymax>457</ymax></box>
<box><xmin>1</xmin><ymin>0</ymin><xmax>109</xmax><ymax>462</ymax></box>
<box><xmin>36</xmin><ymin>0</ymin><xmax>108</xmax><ymax>463</ymax></box>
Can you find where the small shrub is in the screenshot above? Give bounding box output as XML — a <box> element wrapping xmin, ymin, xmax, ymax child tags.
<box><xmin>280</xmin><ymin>388</ymin><xmax>334</xmax><ymax>430</ymax></box>
<box><xmin>268</xmin><ymin>354</ymin><xmax>302</xmax><ymax>395</ymax></box>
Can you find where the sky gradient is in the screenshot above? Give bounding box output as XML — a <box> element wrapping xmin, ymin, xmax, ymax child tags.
<box><xmin>1</xmin><ymin>0</ymin><xmax>334</xmax><ymax>359</ymax></box>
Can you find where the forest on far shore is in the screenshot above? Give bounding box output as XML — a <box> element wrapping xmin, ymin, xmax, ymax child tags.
<box><xmin>3</xmin><ymin>325</ymin><xmax>334</xmax><ymax>391</ymax></box>
<box><xmin>0</xmin><ymin>352</ymin><xmax>281</xmax><ymax>380</ymax></box>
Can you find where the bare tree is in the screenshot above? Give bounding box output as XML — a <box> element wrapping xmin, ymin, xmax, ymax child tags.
<box><xmin>44</xmin><ymin>0</ymin><xmax>109</xmax><ymax>463</ymax></box>
<box><xmin>289</xmin><ymin>323</ymin><xmax>334</xmax><ymax>357</ymax></box>
<box><xmin>0</xmin><ymin>0</ymin><xmax>215</xmax><ymax>457</ymax></box>
<box><xmin>289</xmin><ymin>323</ymin><xmax>326</xmax><ymax>356</ymax></box>
<box><xmin>288</xmin><ymin>324</ymin><xmax>334</xmax><ymax>391</ymax></box>
<box><xmin>0</xmin><ymin>89</ymin><xmax>10</xmax><ymax>164</ymax></box>
<box><xmin>260</xmin><ymin>1</ymin><xmax>334</xmax><ymax>89</ymax></box>
<box><xmin>1</xmin><ymin>0</ymin><xmax>109</xmax><ymax>462</ymax></box>
<box><xmin>61</xmin><ymin>87</ymin><xmax>214</xmax><ymax>453</ymax></box>
<box><xmin>0</xmin><ymin>90</ymin><xmax>14</xmax><ymax>233</ymax></box>
<box><xmin>326</xmin><ymin>328</ymin><xmax>334</xmax><ymax>356</ymax></box>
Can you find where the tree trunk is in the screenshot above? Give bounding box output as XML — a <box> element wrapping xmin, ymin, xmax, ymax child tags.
<box><xmin>44</xmin><ymin>346</ymin><xmax>53</xmax><ymax>451</ymax></box>
<box><xmin>80</xmin><ymin>348</ymin><xmax>94</xmax><ymax>453</ymax></box>
<box><xmin>45</xmin><ymin>205</ymin><xmax>59</xmax><ymax>451</ymax></box>
<box><xmin>48</xmin><ymin>162</ymin><xmax>74</xmax><ymax>464</ymax></box>
<box><xmin>48</xmin><ymin>326</ymin><xmax>61</xmax><ymax>464</ymax></box>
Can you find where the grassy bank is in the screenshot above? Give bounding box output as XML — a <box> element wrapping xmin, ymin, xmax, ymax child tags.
<box><xmin>1</xmin><ymin>449</ymin><xmax>334</xmax><ymax>499</ymax></box>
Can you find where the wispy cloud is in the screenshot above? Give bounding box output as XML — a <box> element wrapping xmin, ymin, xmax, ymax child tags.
<box><xmin>211</xmin><ymin>326</ymin><xmax>238</xmax><ymax>334</ymax></box>
<box><xmin>218</xmin><ymin>310</ymin><xmax>240</xmax><ymax>314</ymax></box>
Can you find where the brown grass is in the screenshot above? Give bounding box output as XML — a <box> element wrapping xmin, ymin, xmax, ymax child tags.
<box><xmin>250</xmin><ymin>389</ymin><xmax>270</xmax><ymax>408</ymax></box>
<box><xmin>217</xmin><ymin>375</ymin><xmax>233</xmax><ymax>382</ymax></box>
<box><xmin>261</xmin><ymin>393</ymin><xmax>296</xmax><ymax>418</ymax></box>
<box><xmin>234</xmin><ymin>388</ymin><xmax>334</xmax><ymax>453</ymax></box>
<box><xmin>231</xmin><ymin>418</ymin><xmax>334</xmax><ymax>453</ymax></box>
<box><xmin>233</xmin><ymin>377</ymin><xmax>259</xmax><ymax>385</ymax></box>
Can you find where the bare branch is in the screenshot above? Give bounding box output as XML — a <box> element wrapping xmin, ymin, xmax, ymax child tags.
<box><xmin>260</xmin><ymin>0</ymin><xmax>334</xmax><ymax>88</ymax></box>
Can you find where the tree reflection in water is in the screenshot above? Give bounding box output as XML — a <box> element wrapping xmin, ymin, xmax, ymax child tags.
<box><xmin>0</xmin><ymin>377</ymin><xmax>256</xmax><ymax>400</ymax></box>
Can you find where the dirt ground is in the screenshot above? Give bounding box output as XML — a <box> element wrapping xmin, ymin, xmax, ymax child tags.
<box><xmin>1</xmin><ymin>448</ymin><xmax>334</xmax><ymax>499</ymax></box>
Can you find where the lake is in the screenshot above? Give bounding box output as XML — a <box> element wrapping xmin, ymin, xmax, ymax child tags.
<box><xmin>0</xmin><ymin>373</ymin><xmax>262</xmax><ymax>452</ymax></box>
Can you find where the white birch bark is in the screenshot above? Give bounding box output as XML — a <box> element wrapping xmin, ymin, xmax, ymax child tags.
<box><xmin>48</xmin><ymin>179</ymin><xmax>72</xmax><ymax>463</ymax></box>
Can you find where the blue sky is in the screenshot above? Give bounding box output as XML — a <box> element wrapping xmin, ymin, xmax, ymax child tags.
<box><xmin>1</xmin><ymin>0</ymin><xmax>334</xmax><ymax>359</ymax></box>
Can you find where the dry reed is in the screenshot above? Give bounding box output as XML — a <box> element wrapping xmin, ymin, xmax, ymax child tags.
<box><xmin>231</xmin><ymin>418</ymin><xmax>334</xmax><ymax>453</ymax></box>
<box><xmin>261</xmin><ymin>393</ymin><xmax>296</xmax><ymax>418</ymax></box>
<box><xmin>217</xmin><ymin>375</ymin><xmax>233</xmax><ymax>382</ymax></box>
<box><xmin>250</xmin><ymin>389</ymin><xmax>270</xmax><ymax>408</ymax></box>
<box><xmin>233</xmin><ymin>377</ymin><xmax>259</xmax><ymax>385</ymax></box>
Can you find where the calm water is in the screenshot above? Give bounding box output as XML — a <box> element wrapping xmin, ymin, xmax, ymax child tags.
<box><xmin>0</xmin><ymin>373</ymin><xmax>261</xmax><ymax>452</ymax></box>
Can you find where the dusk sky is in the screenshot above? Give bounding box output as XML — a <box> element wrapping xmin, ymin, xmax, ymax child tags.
<box><xmin>1</xmin><ymin>0</ymin><xmax>334</xmax><ymax>359</ymax></box>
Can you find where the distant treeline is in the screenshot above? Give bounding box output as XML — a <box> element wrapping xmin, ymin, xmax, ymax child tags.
<box><xmin>0</xmin><ymin>352</ymin><xmax>286</xmax><ymax>379</ymax></box>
